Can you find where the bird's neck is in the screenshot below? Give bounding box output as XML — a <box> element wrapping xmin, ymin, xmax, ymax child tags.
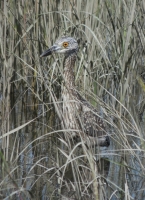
<box><xmin>63</xmin><ymin>52</ymin><xmax>77</xmax><ymax>87</ymax></box>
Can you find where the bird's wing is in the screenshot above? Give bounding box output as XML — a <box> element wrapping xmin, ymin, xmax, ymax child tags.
<box><xmin>76</xmin><ymin>92</ymin><xmax>107</xmax><ymax>137</ymax></box>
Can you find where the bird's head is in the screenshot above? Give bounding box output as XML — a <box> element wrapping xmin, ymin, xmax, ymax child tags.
<box><xmin>40</xmin><ymin>36</ymin><xmax>78</xmax><ymax>57</ymax></box>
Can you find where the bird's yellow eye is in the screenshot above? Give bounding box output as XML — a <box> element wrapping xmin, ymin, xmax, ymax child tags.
<box><xmin>63</xmin><ymin>42</ymin><xmax>69</xmax><ymax>48</ymax></box>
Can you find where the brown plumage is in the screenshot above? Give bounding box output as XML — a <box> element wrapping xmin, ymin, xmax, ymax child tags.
<box><xmin>40</xmin><ymin>36</ymin><xmax>110</xmax><ymax>147</ymax></box>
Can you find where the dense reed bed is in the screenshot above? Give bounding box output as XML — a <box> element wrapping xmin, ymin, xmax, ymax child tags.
<box><xmin>0</xmin><ymin>0</ymin><xmax>145</xmax><ymax>199</ymax></box>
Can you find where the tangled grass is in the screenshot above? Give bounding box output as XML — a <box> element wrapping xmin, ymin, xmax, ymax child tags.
<box><xmin>0</xmin><ymin>0</ymin><xmax>145</xmax><ymax>199</ymax></box>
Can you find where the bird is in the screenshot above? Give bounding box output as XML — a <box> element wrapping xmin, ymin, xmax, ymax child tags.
<box><xmin>40</xmin><ymin>36</ymin><xmax>110</xmax><ymax>147</ymax></box>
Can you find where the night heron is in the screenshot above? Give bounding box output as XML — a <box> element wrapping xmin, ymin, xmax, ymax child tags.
<box><xmin>40</xmin><ymin>36</ymin><xmax>110</xmax><ymax>147</ymax></box>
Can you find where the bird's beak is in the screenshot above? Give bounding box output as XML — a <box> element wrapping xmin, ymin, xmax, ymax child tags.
<box><xmin>40</xmin><ymin>45</ymin><xmax>60</xmax><ymax>57</ymax></box>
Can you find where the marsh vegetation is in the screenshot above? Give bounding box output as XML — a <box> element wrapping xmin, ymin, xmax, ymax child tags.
<box><xmin>0</xmin><ymin>0</ymin><xmax>145</xmax><ymax>199</ymax></box>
